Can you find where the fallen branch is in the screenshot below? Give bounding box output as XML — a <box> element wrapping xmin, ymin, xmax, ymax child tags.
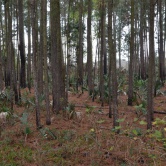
<box><xmin>154</xmin><ymin>111</ymin><xmax>166</xmax><ymax>114</ymax></box>
<box><xmin>74</xmin><ymin>104</ymin><xmax>109</xmax><ymax>109</ymax></box>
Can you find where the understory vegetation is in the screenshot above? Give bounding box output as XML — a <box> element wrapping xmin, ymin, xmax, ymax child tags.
<box><xmin>0</xmin><ymin>0</ymin><xmax>166</xmax><ymax>165</ymax></box>
<box><xmin>0</xmin><ymin>74</ymin><xmax>166</xmax><ymax>165</ymax></box>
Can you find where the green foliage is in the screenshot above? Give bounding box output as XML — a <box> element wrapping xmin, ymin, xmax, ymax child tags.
<box><xmin>133</xmin><ymin>78</ymin><xmax>147</xmax><ymax>103</ymax></box>
<box><xmin>134</xmin><ymin>102</ymin><xmax>147</xmax><ymax>118</ymax></box>
<box><xmin>111</xmin><ymin>126</ymin><xmax>122</xmax><ymax>133</ymax></box>
<box><xmin>84</xmin><ymin>130</ymin><xmax>96</xmax><ymax>144</ymax></box>
<box><xmin>85</xmin><ymin>104</ymin><xmax>96</xmax><ymax>114</ymax></box>
<box><xmin>155</xmin><ymin>80</ymin><xmax>166</xmax><ymax>96</ymax></box>
<box><xmin>139</xmin><ymin>120</ymin><xmax>147</xmax><ymax>125</ymax></box>
<box><xmin>0</xmin><ymin>105</ymin><xmax>11</xmax><ymax>113</ymax></box>
<box><xmin>152</xmin><ymin>130</ymin><xmax>163</xmax><ymax>140</ymax></box>
<box><xmin>152</xmin><ymin>118</ymin><xmax>166</xmax><ymax>126</ymax></box>
<box><xmin>14</xmin><ymin>112</ymin><xmax>31</xmax><ymax>135</ymax></box>
<box><xmin>155</xmin><ymin>80</ymin><xmax>163</xmax><ymax>92</ymax></box>
<box><xmin>132</xmin><ymin>128</ymin><xmax>143</xmax><ymax>136</ymax></box>
<box><xmin>20</xmin><ymin>112</ymin><xmax>31</xmax><ymax>135</ymax></box>
<box><xmin>57</xmin><ymin>130</ymin><xmax>76</xmax><ymax>144</ymax></box>
<box><xmin>21</xmin><ymin>91</ymin><xmax>45</xmax><ymax>112</ymax></box>
<box><xmin>39</xmin><ymin>127</ymin><xmax>57</xmax><ymax>140</ymax></box>
<box><xmin>21</xmin><ymin>91</ymin><xmax>35</xmax><ymax>108</ymax></box>
<box><xmin>69</xmin><ymin>74</ymin><xmax>78</xmax><ymax>92</ymax></box>
<box><xmin>116</xmin><ymin>118</ymin><xmax>125</xmax><ymax>123</ymax></box>
<box><xmin>0</xmin><ymin>88</ymin><xmax>13</xmax><ymax>108</ymax></box>
<box><xmin>91</xmin><ymin>86</ymin><xmax>99</xmax><ymax>100</ymax></box>
<box><xmin>0</xmin><ymin>142</ymin><xmax>34</xmax><ymax>165</ymax></box>
<box><xmin>96</xmin><ymin>119</ymin><xmax>105</xmax><ymax>124</ymax></box>
<box><xmin>117</xmin><ymin>69</ymin><xmax>127</xmax><ymax>95</ymax></box>
<box><xmin>65</xmin><ymin>102</ymin><xmax>76</xmax><ymax>119</ymax></box>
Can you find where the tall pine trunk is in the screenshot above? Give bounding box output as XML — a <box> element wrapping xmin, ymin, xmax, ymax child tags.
<box><xmin>128</xmin><ymin>0</ymin><xmax>134</xmax><ymax>106</ymax></box>
<box><xmin>147</xmin><ymin>0</ymin><xmax>155</xmax><ymax>129</ymax></box>
<box><xmin>18</xmin><ymin>0</ymin><xmax>26</xmax><ymax>88</ymax></box>
<box><xmin>87</xmin><ymin>0</ymin><xmax>93</xmax><ymax>96</ymax></box>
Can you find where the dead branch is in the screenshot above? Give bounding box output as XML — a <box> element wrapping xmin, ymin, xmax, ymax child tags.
<box><xmin>154</xmin><ymin>111</ymin><xmax>166</xmax><ymax>114</ymax></box>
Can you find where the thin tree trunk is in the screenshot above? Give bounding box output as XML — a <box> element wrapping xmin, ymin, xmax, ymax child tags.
<box><xmin>159</xmin><ymin>0</ymin><xmax>165</xmax><ymax>84</ymax></box>
<box><xmin>87</xmin><ymin>0</ymin><xmax>93</xmax><ymax>96</ymax></box>
<box><xmin>77</xmin><ymin>0</ymin><xmax>84</xmax><ymax>91</ymax></box>
<box><xmin>100</xmin><ymin>0</ymin><xmax>105</xmax><ymax>107</ymax></box>
<box><xmin>0</xmin><ymin>1</ymin><xmax>4</xmax><ymax>91</ymax></box>
<box><xmin>38</xmin><ymin>0</ymin><xmax>44</xmax><ymax>95</ymax></box>
<box><xmin>18</xmin><ymin>0</ymin><xmax>26</xmax><ymax>88</ymax></box>
<box><xmin>27</xmin><ymin>1</ymin><xmax>31</xmax><ymax>92</ymax></box>
<box><xmin>42</xmin><ymin>0</ymin><xmax>51</xmax><ymax>125</ymax></box>
<box><xmin>147</xmin><ymin>0</ymin><xmax>155</xmax><ymax>129</ymax></box>
<box><xmin>140</xmin><ymin>0</ymin><xmax>146</xmax><ymax>80</ymax></box>
<box><xmin>108</xmin><ymin>0</ymin><xmax>119</xmax><ymax>131</ymax></box>
<box><xmin>128</xmin><ymin>0</ymin><xmax>134</xmax><ymax>106</ymax></box>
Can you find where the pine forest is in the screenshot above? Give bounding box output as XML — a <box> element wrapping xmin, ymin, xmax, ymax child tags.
<box><xmin>0</xmin><ymin>0</ymin><xmax>166</xmax><ymax>165</ymax></box>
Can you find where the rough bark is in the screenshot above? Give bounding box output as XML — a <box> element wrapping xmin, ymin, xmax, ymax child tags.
<box><xmin>77</xmin><ymin>0</ymin><xmax>84</xmax><ymax>89</ymax></box>
<box><xmin>108</xmin><ymin>0</ymin><xmax>119</xmax><ymax>131</ymax></box>
<box><xmin>128</xmin><ymin>0</ymin><xmax>134</xmax><ymax>106</ymax></box>
<box><xmin>51</xmin><ymin>0</ymin><xmax>66</xmax><ymax>113</ymax></box>
<box><xmin>87</xmin><ymin>0</ymin><xmax>93</xmax><ymax>96</ymax></box>
<box><xmin>38</xmin><ymin>0</ymin><xmax>44</xmax><ymax>95</ymax></box>
<box><xmin>18</xmin><ymin>0</ymin><xmax>26</xmax><ymax>88</ymax></box>
<box><xmin>42</xmin><ymin>0</ymin><xmax>51</xmax><ymax>125</ymax></box>
<box><xmin>27</xmin><ymin>1</ymin><xmax>32</xmax><ymax>92</ymax></box>
<box><xmin>30</xmin><ymin>0</ymin><xmax>42</xmax><ymax>129</ymax></box>
<box><xmin>147</xmin><ymin>0</ymin><xmax>155</xmax><ymax>129</ymax></box>
<box><xmin>159</xmin><ymin>0</ymin><xmax>165</xmax><ymax>84</ymax></box>
<box><xmin>139</xmin><ymin>0</ymin><xmax>146</xmax><ymax>80</ymax></box>
<box><xmin>100</xmin><ymin>0</ymin><xmax>105</xmax><ymax>107</ymax></box>
<box><xmin>0</xmin><ymin>1</ymin><xmax>4</xmax><ymax>91</ymax></box>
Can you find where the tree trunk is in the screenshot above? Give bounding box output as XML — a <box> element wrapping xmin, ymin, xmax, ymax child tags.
<box><xmin>66</xmin><ymin>0</ymin><xmax>71</xmax><ymax>101</ymax></box>
<box><xmin>51</xmin><ymin>0</ymin><xmax>66</xmax><ymax>113</ymax></box>
<box><xmin>38</xmin><ymin>0</ymin><xmax>44</xmax><ymax>95</ymax></box>
<box><xmin>128</xmin><ymin>0</ymin><xmax>134</xmax><ymax>106</ymax></box>
<box><xmin>27</xmin><ymin>0</ymin><xmax>32</xmax><ymax>92</ymax></box>
<box><xmin>42</xmin><ymin>0</ymin><xmax>51</xmax><ymax>125</ymax></box>
<box><xmin>140</xmin><ymin>0</ymin><xmax>146</xmax><ymax>80</ymax></box>
<box><xmin>108</xmin><ymin>0</ymin><xmax>119</xmax><ymax>131</ymax></box>
<box><xmin>0</xmin><ymin>1</ymin><xmax>4</xmax><ymax>91</ymax></box>
<box><xmin>87</xmin><ymin>0</ymin><xmax>93</xmax><ymax>96</ymax></box>
<box><xmin>159</xmin><ymin>0</ymin><xmax>165</xmax><ymax>84</ymax></box>
<box><xmin>30</xmin><ymin>0</ymin><xmax>42</xmax><ymax>129</ymax></box>
<box><xmin>18</xmin><ymin>0</ymin><xmax>26</xmax><ymax>88</ymax></box>
<box><xmin>100</xmin><ymin>0</ymin><xmax>105</xmax><ymax>107</ymax></box>
<box><xmin>77</xmin><ymin>0</ymin><xmax>84</xmax><ymax>90</ymax></box>
<box><xmin>147</xmin><ymin>0</ymin><xmax>155</xmax><ymax>129</ymax></box>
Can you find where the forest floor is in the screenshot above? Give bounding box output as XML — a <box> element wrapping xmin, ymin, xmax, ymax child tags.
<box><xmin>0</xmin><ymin>87</ymin><xmax>166</xmax><ymax>166</ymax></box>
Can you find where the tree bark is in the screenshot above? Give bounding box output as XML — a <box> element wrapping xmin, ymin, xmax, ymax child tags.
<box><xmin>100</xmin><ymin>0</ymin><xmax>105</xmax><ymax>107</ymax></box>
<box><xmin>147</xmin><ymin>0</ymin><xmax>155</xmax><ymax>129</ymax></box>
<box><xmin>159</xmin><ymin>0</ymin><xmax>165</xmax><ymax>84</ymax></box>
<box><xmin>128</xmin><ymin>0</ymin><xmax>134</xmax><ymax>106</ymax></box>
<box><xmin>27</xmin><ymin>1</ymin><xmax>32</xmax><ymax>92</ymax></box>
<box><xmin>18</xmin><ymin>0</ymin><xmax>26</xmax><ymax>88</ymax></box>
<box><xmin>77</xmin><ymin>0</ymin><xmax>84</xmax><ymax>90</ymax></box>
<box><xmin>30</xmin><ymin>0</ymin><xmax>42</xmax><ymax>129</ymax></box>
<box><xmin>139</xmin><ymin>0</ymin><xmax>146</xmax><ymax>80</ymax></box>
<box><xmin>87</xmin><ymin>0</ymin><xmax>93</xmax><ymax>96</ymax></box>
<box><xmin>51</xmin><ymin>0</ymin><xmax>66</xmax><ymax>113</ymax></box>
<box><xmin>42</xmin><ymin>0</ymin><xmax>51</xmax><ymax>125</ymax></box>
<box><xmin>108</xmin><ymin>0</ymin><xmax>119</xmax><ymax>131</ymax></box>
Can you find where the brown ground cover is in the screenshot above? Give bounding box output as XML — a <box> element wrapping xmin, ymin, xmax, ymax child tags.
<box><xmin>0</xmin><ymin>88</ymin><xmax>166</xmax><ymax>166</ymax></box>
